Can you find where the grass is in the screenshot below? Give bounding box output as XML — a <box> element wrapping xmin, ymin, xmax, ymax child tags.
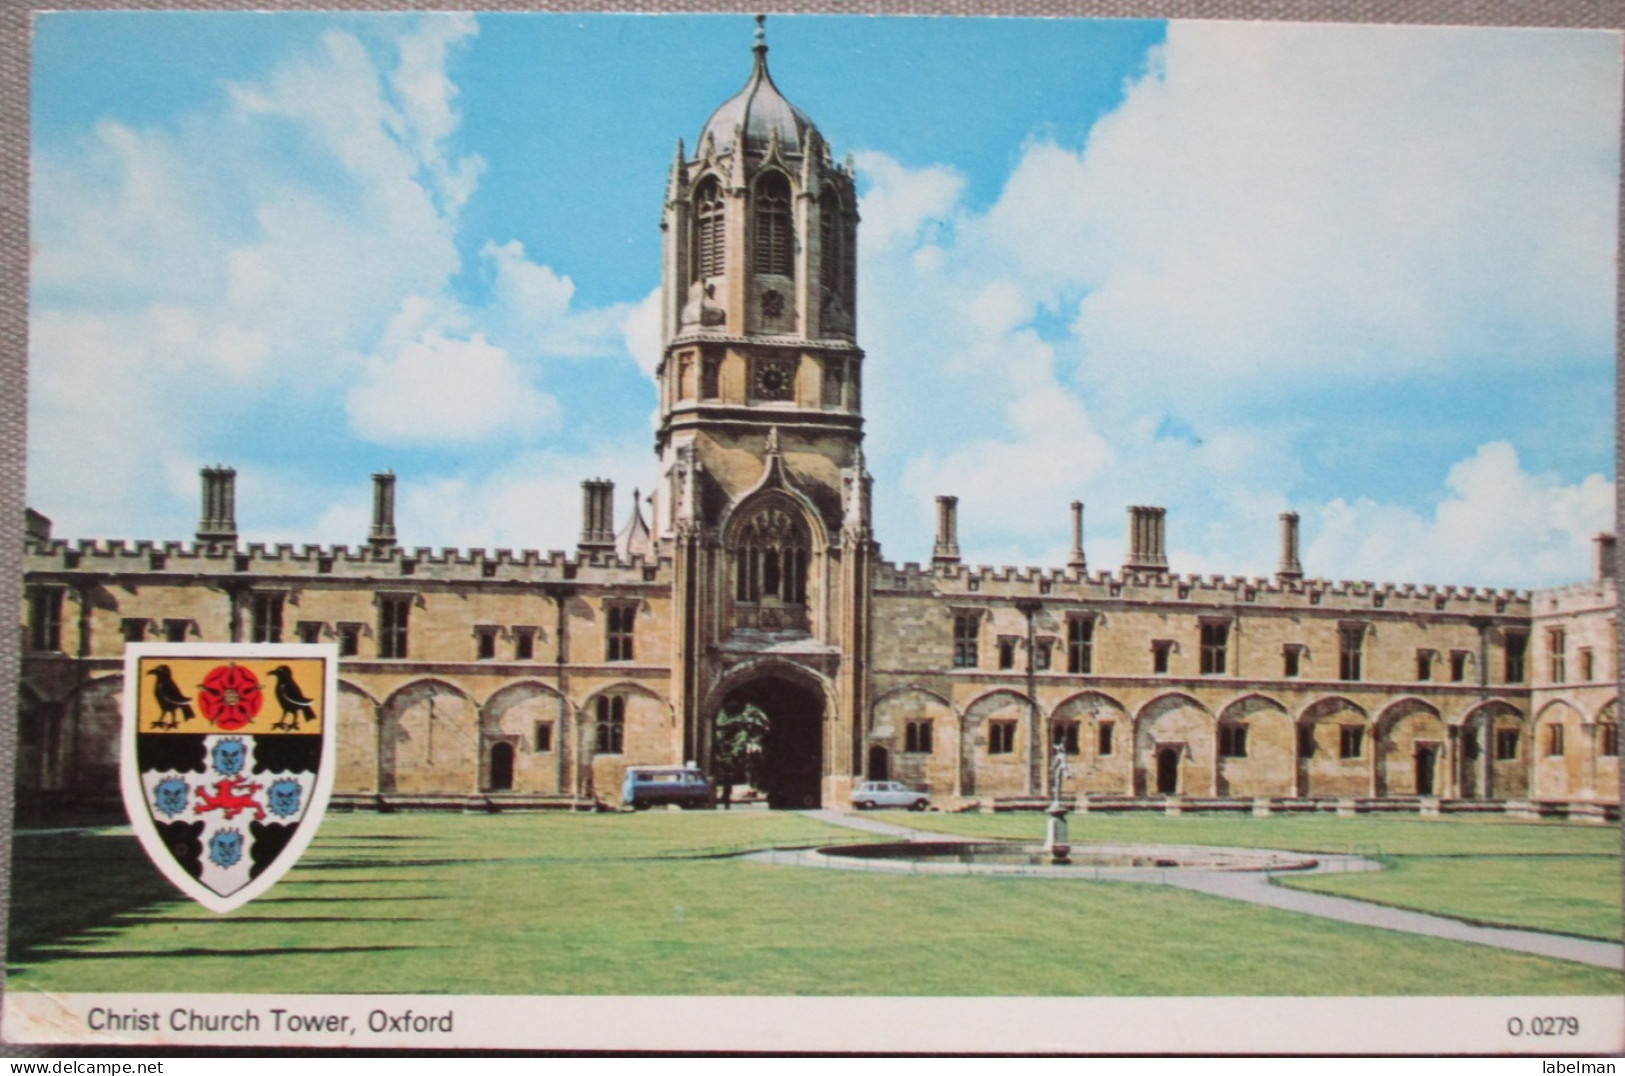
<box><xmin>6</xmin><ymin>811</ymin><xmax>1621</xmax><ymax>996</ymax></box>
<box><xmin>877</xmin><ymin>809</ymin><xmax>1625</xmax><ymax>941</ymax></box>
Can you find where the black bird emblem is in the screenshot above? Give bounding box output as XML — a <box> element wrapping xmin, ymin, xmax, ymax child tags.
<box><xmin>267</xmin><ymin>665</ymin><xmax>318</xmax><ymax>731</ymax></box>
<box><xmin>147</xmin><ymin>664</ymin><xmax>195</xmax><ymax>730</ymax></box>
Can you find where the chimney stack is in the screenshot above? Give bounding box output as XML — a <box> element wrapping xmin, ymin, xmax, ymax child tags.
<box><xmin>1594</xmin><ymin>533</ymin><xmax>1616</xmax><ymax>582</ymax></box>
<box><xmin>195</xmin><ymin>466</ymin><xmax>238</xmax><ymax>549</ymax></box>
<box><xmin>1122</xmin><ymin>505</ymin><xmax>1168</xmax><ymax>574</ymax></box>
<box><xmin>579</xmin><ymin>479</ymin><xmax>616</xmax><ymax>556</ymax></box>
<box><xmin>369</xmin><ymin>471</ymin><xmax>398</xmax><ymax>551</ymax></box>
<box><xmin>1277</xmin><ymin>511</ymin><xmax>1304</xmax><ymax>582</ymax></box>
<box><xmin>24</xmin><ymin>508</ymin><xmax>52</xmax><ymax>544</ymax></box>
<box><xmin>1068</xmin><ymin>501</ymin><xmax>1087</xmax><ymax>573</ymax></box>
<box><xmin>932</xmin><ymin>495</ymin><xmax>960</xmax><ymax>566</ymax></box>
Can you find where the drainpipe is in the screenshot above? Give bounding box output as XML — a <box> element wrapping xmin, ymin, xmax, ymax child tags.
<box><xmin>1016</xmin><ymin>598</ymin><xmax>1041</xmax><ymax>797</ymax></box>
<box><xmin>545</xmin><ymin>583</ymin><xmax>574</xmax><ymax>801</ymax></box>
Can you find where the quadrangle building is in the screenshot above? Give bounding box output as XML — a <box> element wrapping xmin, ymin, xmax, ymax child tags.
<box><xmin>17</xmin><ymin>25</ymin><xmax>1621</xmax><ymax>818</ymax></box>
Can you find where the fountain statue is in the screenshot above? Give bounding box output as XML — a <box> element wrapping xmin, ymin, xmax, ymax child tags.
<box><xmin>1045</xmin><ymin>739</ymin><xmax>1072</xmax><ymax>863</ymax></box>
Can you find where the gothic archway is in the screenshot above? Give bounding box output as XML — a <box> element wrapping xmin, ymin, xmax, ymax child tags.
<box><xmin>715</xmin><ymin>675</ymin><xmax>824</xmax><ymax>809</ymax></box>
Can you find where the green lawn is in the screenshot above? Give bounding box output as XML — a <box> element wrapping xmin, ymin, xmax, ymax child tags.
<box><xmin>883</xmin><ymin>809</ymin><xmax>1625</xmax><ymax>941</ymax></box>
<box><xmin>6</xmin><ymin>811</ymin><xmax>1620</xmax><ymax>996</ymax></box>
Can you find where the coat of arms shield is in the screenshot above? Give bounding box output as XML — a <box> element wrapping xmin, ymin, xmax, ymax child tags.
<box><xmin>120</xmin><ymin>643</ymin><xmax>339</xmax><ymax>913</ymax></box>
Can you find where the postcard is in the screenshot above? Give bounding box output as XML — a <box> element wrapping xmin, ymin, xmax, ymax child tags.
<box><xmin>5</xmin><ymin>9</ymin><xmax>1622</xmax><ymax>1054</ymax></box>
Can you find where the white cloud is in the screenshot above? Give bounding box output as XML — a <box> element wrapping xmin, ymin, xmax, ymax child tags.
<box><xmin>1306</xmin><ymin>442</ymin><xmax>1614</xmax><ymax>588</ymax></box>
<box><xmin>388</xmin><ymin>448</ymin><xmax>659</xmax><ymax>554</ymax></box>
<box><xmin>620</xmin><ymin>287</ymin><xmax>664</xmax><ymax>378</ymax></box>
<box><xmin>29</xmin><ymin>15</ymin><xmax>646</xmax><ymax>539</ymax></box>
<box><xmin>346</xmin><ymin>307</ymin><xmax>557</xmax><ymax>445</ymax></box>
<box><xmin>479</xmin><ymin>239</ymin><xmax>633</xmax><ymax>359</ymax></box>
<box><xmin>856</xmin><ymin>24</ymin><xmax>1616</xmax><ymax>587</ymax></box>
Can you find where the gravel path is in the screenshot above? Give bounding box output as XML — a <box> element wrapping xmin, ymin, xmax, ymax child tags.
<box><xmin>797</xmin><ymin>809</ymin><xmax>1624</xmax><ymax>971</ymax></box>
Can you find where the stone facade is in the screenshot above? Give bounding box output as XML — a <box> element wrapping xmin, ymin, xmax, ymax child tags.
<box><xmin>16</xmin><ymin>25</ymin><xmax>1619</xmax><ymax>814</ymax></box>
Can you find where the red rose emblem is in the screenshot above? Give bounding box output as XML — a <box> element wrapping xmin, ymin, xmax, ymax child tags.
<box><xmin>196</xmin><ymin>663</ymin><xmax>263</xmax><ymax>730</ymax></box>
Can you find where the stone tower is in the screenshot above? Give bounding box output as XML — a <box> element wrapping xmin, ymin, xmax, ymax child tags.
<box><xmin>656</xmin><ymin>17</ymin><xmax>871</xmax><ymax>807</ymax></box>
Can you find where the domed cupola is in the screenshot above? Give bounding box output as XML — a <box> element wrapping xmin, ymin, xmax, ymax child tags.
<box><xmin>699</xmin><ymin>16</ymin><xmax>819</xmax><ymax>160</ymax></box>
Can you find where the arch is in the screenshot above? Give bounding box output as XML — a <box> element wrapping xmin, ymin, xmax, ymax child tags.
<box><xmin>1214</xmin><ymin>694</ymin><xmax>1293</xmax><ymax>798</ymax></box>
<box><xmin>1456</xmin><ymin>700</ymin><xmax>1528</xmax><ymax>800</ymax></box>
<box><xmin>1049</xmin><ymin>691</ymin><xmax>1131</xmax><ymax>795</ymax></box>
<box><xmin>15</xmin><ymin>681</ymin><xmax>52</xmax><ymax>793</ymax></box>
<box><xmin>691</xmin><ymin>174</ymin><xmax>726</xmax><ymax>280</ymax></box>
<box><xmin>1597</xmin><ymin>701</ymin><xmax>1619</xmax><ymax>805</ymax></box>
<box><xmin>478</xmin><ymin>680</ymin><xmax>571</xmax><ymax>796</ymax></box>
<box><xmin>378</xmin><ymin>678</ymin><xmax>478</xmax><ymax>795</ymax></box>
<box><xmin>870</xmin><ymin>686</ymin><xmax>955</xmax><ymax>797</ymax></box>
<box><xmin>1374</xmin><ymin>698</ymin><xmax>1446</xmax><ymax>797</ymax></box>
<box><xmin>1133</xmin><ymin>694</ymin><xmax>1215</xmax><ymax>797</ymax></box>
<box><xmin>753</xmin><ymin>169</ymin><xmax>794</xmax><ymax>277</ymax></box>
<box><xmin>710</xmin><ymin>666</ymin><xmax>827</xmax><ymax>808</ymax></box>
<box><xmin>1295</xmin><ymin>696</ymin><xmax>1372</xmax><ymax>798</ymax></box>
<box><xmin>1533</xmin><ymin>699</ymin><xmax>1585</xmax><ymax>800</ymax></box>
<box><xmin>334</xmin><ymin>680</ymin><xmax>380</xmax><ymax>795</ymax></box>
<box><xmin>1297</xmin><ymin>695</ymin><xmax>1371</xmax><ymax>725</ymax></box>
<box><xmin>702</xmin><ymin>657</ymin><xmax>838</xmax><ymax>724</ymax></box>
<box><xmin>962</xmin><ymin>689</ymin><xmax>1036</xmax><ymax>799</ymax></box>
<box><xmin>62</xmin><ymin>674</ymin><xmax>123</xmax><ymax>796</ymax></box>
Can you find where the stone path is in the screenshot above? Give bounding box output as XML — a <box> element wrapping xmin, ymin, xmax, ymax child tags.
<box><xmin>796</xmin><ymin>810</ymin><xmax>1625</xmax><ymax>971</ymax></box>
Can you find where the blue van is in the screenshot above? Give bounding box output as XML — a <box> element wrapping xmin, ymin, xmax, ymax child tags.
<box><xmin>621</xmin><ymin>765</ymin><xmax>715</xmax><ymax>810</ymax></box>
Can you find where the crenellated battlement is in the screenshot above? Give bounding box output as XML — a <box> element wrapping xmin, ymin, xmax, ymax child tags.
<box><xmin>1531</xmin><ymin>575</ymin><xmax>1616</xmax><ymax>615</ymax></box>
<box><xmin>874</xmin><ymin>557</ymin><xmax>1531</xmax><ymax>615</ymax></box>
<box><xmin>23</xmin><ymin>534</ymin><xmax>675</xmax><ymax>587</ymax></box>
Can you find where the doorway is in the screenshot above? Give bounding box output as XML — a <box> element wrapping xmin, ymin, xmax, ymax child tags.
<box><xmin>1415</xmin><ymin>744</ymin><xmax>1436</xmax><ymax>796</ymax></box>
<box><xmin>867</xmin><ymin>745</ymin><xmax>889</xmax><ymax>781</ymax></box>
<box><xmin>1156</xmin><ymin>746</ymin><xmax>1180</xmax><ymax>795</ymax></box>
<box><xmin>715</xmin><ymin>675</ymin><xmax>824</xmax><ymax>808</ymax></box>
<box><xmin>488</xmin><ymin>741</ymin><xmax>515</xmax><ymax>792</ymax></box>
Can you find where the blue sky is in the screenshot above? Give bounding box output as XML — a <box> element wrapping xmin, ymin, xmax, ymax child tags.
<box><xmin>27</xmin><ymin>13</ymin><xmax>1620</xmax><ymax>587</ymax></box>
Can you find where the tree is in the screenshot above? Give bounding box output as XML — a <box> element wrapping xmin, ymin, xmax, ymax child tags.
<box><xmin>712</xmin><ymin>704</ymin><xmax>769</xmax><ymax>808</ymax></box>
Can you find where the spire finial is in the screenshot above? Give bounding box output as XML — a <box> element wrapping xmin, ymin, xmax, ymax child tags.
<box><xmin>755</xmin><ymin>14</ymin><xmax>767</xmax><ymax>50</ymax></box>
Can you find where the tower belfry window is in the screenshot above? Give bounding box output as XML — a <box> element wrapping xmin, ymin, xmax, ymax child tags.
<box><xmin>819</xmin><ymin>189</ymin><xmax>851</xmax><ymax>297</ymax></box>
<box><xmin>754</xmin><ymin>172</ymin><xmax>793</xmax><ymax>277</ymax></box>
<box><xmin>694</xmin><ymin>178</ymin><xmax>726</xmax><ymax>280</ymax></box>
<box><xmin>734</xmin><ymin>506</ymin><xmax>809</xmax><ymax>606</ymax></box>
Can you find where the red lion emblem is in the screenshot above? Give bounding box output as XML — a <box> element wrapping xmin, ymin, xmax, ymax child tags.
<box><xmin>195</xmin><ymin>777</ymin><xmax>265</xmax><ymax>821</ymax></box>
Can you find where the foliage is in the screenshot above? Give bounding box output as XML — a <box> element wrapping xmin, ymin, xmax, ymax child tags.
<box><xmin>712</xmin><ymin>703</ymin><xmax>769</xmax><ymax>791</ymax></box>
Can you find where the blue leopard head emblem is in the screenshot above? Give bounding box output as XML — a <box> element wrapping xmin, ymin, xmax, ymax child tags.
<box><xmin>208</xmin><ymin>829</ymin><xmax>244</xmax><ymax>869</ymax></box>
<box><xmin>266</xmin><ymin>779</ymin><xmax>302</xmax><ymax>819</ymax></box>
<box><xmin>152</xmin><ymin>776</ymin><xmax>189</xmax><ymax>818</ymax></box>
<box><xmin>211</xmin><ymin>738</ymin><xmax>246</xmax><ymax>777</ymax></box>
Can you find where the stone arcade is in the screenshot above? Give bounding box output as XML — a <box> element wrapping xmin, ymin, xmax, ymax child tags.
<box><xmin>18</xmin><ymin>24</ymin><xmax>1620</xmax><ymax>817</ymax></box>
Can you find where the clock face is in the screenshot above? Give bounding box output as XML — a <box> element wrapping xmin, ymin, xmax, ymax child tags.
<box><xmin>755</xmin><ymin>362</ymin><xmax>792</xmax><ymax>400</ymax></box>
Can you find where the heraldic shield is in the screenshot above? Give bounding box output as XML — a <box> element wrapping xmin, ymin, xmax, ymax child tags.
<box><xmin>121</xmin><ymin>643</ymin><xmax>339</xmax><ymax>913</ymax></box>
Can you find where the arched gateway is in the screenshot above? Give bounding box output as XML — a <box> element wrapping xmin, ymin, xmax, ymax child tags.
<box><xmin>712</xmin><ymin>673</ymin><xmax>826</xmax><ymax>809</ymax></box>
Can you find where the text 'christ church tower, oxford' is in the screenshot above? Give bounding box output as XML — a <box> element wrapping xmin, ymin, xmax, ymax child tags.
<box><xmin>658</xmin><ymin>18</ymin><xmax>871</xmax><ymax>807</ymax></box>
<box><xmin>17</xmin><ymin>21</ymin><xmax>1620</xmax><ymax>818</ymax></box>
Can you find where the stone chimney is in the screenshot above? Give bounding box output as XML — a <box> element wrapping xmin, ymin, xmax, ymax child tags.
<box><xmin>1122</xmin><ymin>505</ymin><xmax>1168</xmax><ymax>574</ymax></box>
<box><xmin>23</xmin><ymin>508</ymin><xmax>51</xmax><ymax>544</ymax></box>
<box><xmin>195</xmin><ymin>466</ymin><xmax>238</xmax><ymax>549</ymax></box>
<box><xmin>1277</xmin><ymin>511</ymin><xmax>1304</xmax><ymax>582</ymax></box>
<box><xmin>1594</xmin><ymin>533</ymin><xmax>1616</xmax><ymax>582</ymax></box>
<box><xmin>1068</xmin><ymin>501</ymin><xmax>1087</xmax><ymax>573</ymax></box>
<box><xmin>368</xmin><ymin>471</ymin><xmax>398</xmax><ymax>551</ymax></box>
<box><xmin>932</xmin><ymin>495</ymin><xmax>960</xmax><ymax>566</ymax></box>
<box><xmin>579</xmin><ymin>479</ymin><xmax>616</xmax><ymax>555</ymax></box>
